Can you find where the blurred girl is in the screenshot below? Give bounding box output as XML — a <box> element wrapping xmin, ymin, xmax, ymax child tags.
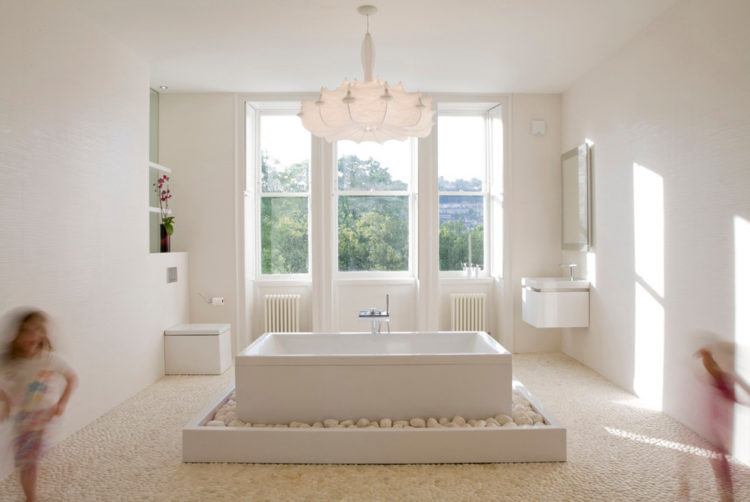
<box><xmin>0</xmin><ymin>310</ymin><xmax>77</xmax><ymax>502</ymax></box>
<box><xmin>695</xmin><ymin>341</ymin><xmax>750</xmax><ymax>502</ymax></box>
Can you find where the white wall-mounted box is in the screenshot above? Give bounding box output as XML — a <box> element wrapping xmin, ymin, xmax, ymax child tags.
<box><xmin>522</xmin><ymin>278</ymin><xmax>589</xmax><ymax>328</ymax></box>
<box><xmin>165</xmin><ymin>323</ymin><xmax>231</xmax><ymax>375</ymax></box>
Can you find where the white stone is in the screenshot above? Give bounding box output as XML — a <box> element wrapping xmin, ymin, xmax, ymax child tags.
<box><xmin>495</xmin><ymin>414</ymin><xmax>513</xmax><ymax>425</ymax></box>
<box><xmin>228</xmin><ymin>419</ymin><xmax>245</xmax><ymax>427</ymax></box>
<box><xmin>516</xmin><ymin>416</ymin><xmax>534</xmax><ymax>426</ymax></box>
<box><xmin>206</xmin><ymin>420</ymin><xmax>225</xmax><ymax>427</ymax></box>
<box><xmin>379</xmin><ymin>418</ymin><xmax>392</xmax><ymax>428</ymax></box>
<box><xmin>512</xmin><ymin>411</ymin><xmax>533</xmax><ymax>425</ymax></box>
<box><xmin>438</xmin><ymin>417</ymin><xmax>450</xmax><ymax>426</ymax></box>
<box><xmin>410</xmin><ymin>418</ymin><xmax>426</xmax><ymax>428</ymax></box>
<box><xmin>340</xmin><ymin>420</ymin><xmax>354</xmax><ymax>427</ymax></box>
<box><xmin>513</xmin><ymin>413</ymin><xmax>534</xmax><ymax>425</ymax></box>
<box><xmin>356</xmin><ymin>418</ymin><xmax>370</xmax><ymax>428</ymax></box>
<box><xmin>512</xmin><ymin>396</ymin><xmax>530</xmax><ymax>407</ymax></box>
<box><xmin>312</xmin><ymin>422</ymin><xmax>323</xmax><ymax>428</ymax></box>
<box><xmin>475</xmin><ymin>419</ymin><xmax>487</xmax><ymax>428</ymax></box>
<box><xmin>393</xmin><ymin>420</ymin><xmax>409</xmax><ymax>428</ymax></box>
<box><xmin>502</xmin><ymin>422</ymin><xmax>518</xmax><ymax>428</ymax></box>
<box><xmin>426</xmin><ymin>418</ymin><xmax>440</xmax><ymax>428</ymax></box>
<box><xmin>323</xmin><ymin>419</ymin><xmax>340</xmax><ymax>428</ymax></box>
<box><xmin>451</xmin><ymin>416</ymin><xmax>466</xmax><ymax>426</ymax></box>
<box><xmin>512</xmin><ymin>405</ymin><xmax>528</xmax><ymax>415</ymax></box>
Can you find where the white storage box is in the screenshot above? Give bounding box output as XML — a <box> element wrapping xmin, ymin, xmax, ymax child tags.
<box><xmin>165</xmin><ymin>323</ymin><xmax>231</xmax><ymax>375</ymax></box>
<box><xmin>521</xmin><ymin>278</ymin><xmax>590</xmax><ymax>328</ymax></box>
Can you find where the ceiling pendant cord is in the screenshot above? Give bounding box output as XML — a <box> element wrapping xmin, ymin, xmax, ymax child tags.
<box><xmin>407</xmin><ymin>107</ymin><xmax>424</xmax><ymax>128</ymax></box>
<box><xmin>404</xmin><ymin>95</ymin><xmax>426</xmax><ymax>128</ymax></box>
<box><xmin>378</xmin><ymin>85</ymin><xmax>391</xmax><ymax>127</ymax></box>
<box><xmin>314</xmin><ymin>88</ymin><xmax>334</xmax><ymax>128</ymax></box>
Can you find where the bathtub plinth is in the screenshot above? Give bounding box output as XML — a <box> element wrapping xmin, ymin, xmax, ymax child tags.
<box><xmin>182</xmin><ymin>381</ymin><xmax>566</xmax><ymax>464</ymax></box>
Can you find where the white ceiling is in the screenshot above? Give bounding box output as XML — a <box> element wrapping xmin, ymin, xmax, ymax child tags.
<box><xmin>70</xmin><ymin>0</ymin><xmax>677</xmax><ymax>94</ymax></box>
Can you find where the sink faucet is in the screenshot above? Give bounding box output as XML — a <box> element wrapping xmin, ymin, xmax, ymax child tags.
<box><xmin>358</xmin><ymin>294</ymin><xmax>390</xmax><ymax>334</ymax></box>
<box><xmin>560</xmin><ymin>263</ymin><xmax>578</xmax><ymax>281</ymax></box>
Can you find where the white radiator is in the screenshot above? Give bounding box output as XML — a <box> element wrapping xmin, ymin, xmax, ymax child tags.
<box><xmin>450</xmin><ymin>293</ymin><xmax>486</xmax><ymax>331</ymax></box>
<box><xmin>264</xmin><ymin>294</ymin><xmax>300</xmax><ymax>333</ymax></box>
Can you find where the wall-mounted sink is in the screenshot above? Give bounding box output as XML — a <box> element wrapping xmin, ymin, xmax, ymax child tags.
<box><xmin>522</xmin><ymin>277</ymin><xmax>590</xmax><ymax>292</ymax></box>
<box><xmin>521</xmin><ymin>277</ymin><xmax>589</xmax><ymax>328</ymax></box>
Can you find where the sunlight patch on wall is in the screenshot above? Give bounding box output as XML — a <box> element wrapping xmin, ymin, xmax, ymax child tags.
<box><xmin>586</xmin><ymin>251</ymin><xmax>596</xmax><ymax>287</ymax></box>
<box><xmin>633</xmin><ymin>163</ymin><xmax>664</xmax><ymax>297</ymax></box>
<box><xmin>632</xmin><ymin>163</ymin><xmax>665</xmax><ymax>410</ymax></box>
<box><xmin>634</xmin><ymin>282</ymin><xmax>665</xmax><ymax>409</ymax></box>
<box><xmin>733</xmin><ymin>215</ymin><xmax>750</xmax><ymax>465</ymax></box>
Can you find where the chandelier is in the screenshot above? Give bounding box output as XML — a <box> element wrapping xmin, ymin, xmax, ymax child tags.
<box><xmin>298</xmin><ymin>5</ymin><xmax>434</xmax><ymax>143</ymax></box>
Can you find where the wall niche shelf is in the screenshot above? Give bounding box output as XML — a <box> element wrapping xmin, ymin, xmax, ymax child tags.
<box><xmin>149</xmin><ymin>161</ymin><xmax>174</xmax><ymax>253</ymax></box>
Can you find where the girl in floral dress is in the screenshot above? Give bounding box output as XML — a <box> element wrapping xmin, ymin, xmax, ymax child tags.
<box><xmin>0</xmin><ymin>310</ymin><xmax>77</xmax><ymax>502</ymax></box>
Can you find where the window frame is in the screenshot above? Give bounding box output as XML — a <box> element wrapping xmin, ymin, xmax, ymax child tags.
<box><xmin>332</xmin><ymin>138</ymin><xmax>419</xmax><ymax>278</ymax></box>
<box><xmin>254</xmin><ymin>107</ymin><xmax>312</xmax><ymax>280</ymax></box>
<box><xmin>437</xmin><ymin>109</ymin><xmax>499</xmax><ymax>278</ymax></box>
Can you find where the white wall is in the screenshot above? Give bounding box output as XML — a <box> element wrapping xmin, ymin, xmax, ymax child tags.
<box><xmin>0</xmin><ymin>2</ymin><xmax>189</xmax><ymax>479</ymax></box>
<box><xmin>159</xmin><ymin>94</ymin><xmax>561</xmax><ymax>349</ymax></box>
<box><xmin>158</xmin><ymin>94</ymin><xmax>239</xmax><ymax>350</ymax></box>
<box><xmin>508</xmin><ymin>95</ymin><xmax>564</xmax><ymax>352</ymax></box>
<box><xmin>560</xmin><ymin>0</ymin><xmax>750</xmax><ymax>450</ymax></box>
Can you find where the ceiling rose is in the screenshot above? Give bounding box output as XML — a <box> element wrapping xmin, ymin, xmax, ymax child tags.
<box><xmin>298</xmin><ymin>5</ymin><xmax>434</xmax><ymax>144</ymax></box>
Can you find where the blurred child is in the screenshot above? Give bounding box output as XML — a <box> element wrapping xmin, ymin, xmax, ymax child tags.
<box><xmin>0</xmin><ymin>310</ymin><xmax>77</xmax><ymax>502</ymax></box>
<box><xmin>694</xmin><ymin>341</ymin><xmax>750</xmax><ymax>502</ymax></box>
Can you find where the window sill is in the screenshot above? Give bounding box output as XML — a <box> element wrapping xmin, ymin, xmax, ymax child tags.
<box><xmin>254</xmin><ymin>276</ymin><xmax>312</xmax><ymax>286</ymax></box>
<box><xmin>439</xmin><ymin>276</ymin><xmax>497</xmax><ymax>285</ymax></box>
<box><xmin>335</xmin><ymin>276</ymin><xmax>417</xmax><ymax>286</ymax></box>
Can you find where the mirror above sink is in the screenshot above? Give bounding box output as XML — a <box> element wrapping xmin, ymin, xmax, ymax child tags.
<box><xmin>561</xmin><ymin>144</ymin><xmax>592</xmax><ymax>251</ymax></box>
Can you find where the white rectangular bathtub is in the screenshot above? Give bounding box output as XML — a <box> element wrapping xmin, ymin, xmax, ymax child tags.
<box><xmin>236</xmin><ymin>331</ymin><xmax>512</xmax><ymax>424</ymax></box>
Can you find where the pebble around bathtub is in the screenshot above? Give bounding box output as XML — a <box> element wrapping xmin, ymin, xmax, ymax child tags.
<box><xmin>205</xmin><ymin>391</ymin><xmax>547</xmax><ymax>429</ymax></box>
<box><xmin>183</xmin><ymin>381</ymin><xmax>567</xmax><ymax>463</ymax></box>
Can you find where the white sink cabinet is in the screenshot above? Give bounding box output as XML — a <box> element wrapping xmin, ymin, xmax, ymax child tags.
<box><xmin>522</xmin><ymin>277</ymin><xmax>589</xmax><ymax>328</ymax></box>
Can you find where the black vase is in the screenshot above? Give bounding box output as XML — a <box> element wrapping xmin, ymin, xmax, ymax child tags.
<box><xmin>160</xmin><ymin>224</ymin><xmax>171</xmax><ymax>253</ymax></box>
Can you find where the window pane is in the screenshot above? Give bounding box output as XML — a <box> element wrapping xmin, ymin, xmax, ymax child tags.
<box><xmin>261</xmin><ymin>197</ymin><xmax>309</xmax><ymax>274</ymax></box>
<box><xmin>439</xmin><ymin>195</ymin><xmax>484</xmax><ymax>271</ymax></box>
<box><xmin>438</xmin><ymin>115</ymin><xmax>485</xmax><ymax>191</ymax></box>
<box><xmin>337</xmin><ymin>140</ymin><xmax>410</xmax><ymax>191</ymax></box>
<box><xmin>338</xmin><ymin>196</ymin><xmax>409</xmax><ymax>271</ymax></box>
<box><xmin>261</xmin><ymin>115</ymin><xmax>310</xmax><ymax>192</ymax></box>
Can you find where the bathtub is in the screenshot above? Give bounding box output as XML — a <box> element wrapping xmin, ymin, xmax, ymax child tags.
<box><xmin>235</xmin><ymin>331</ymin><xmax>512</xmax><ymax>423</ymax></box>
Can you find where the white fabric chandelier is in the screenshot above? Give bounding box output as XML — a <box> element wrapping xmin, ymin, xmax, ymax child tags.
<box><xmin>298</xmin><ymin>5</ymin><xmax>434</xmax><ymax>143</ymax></box>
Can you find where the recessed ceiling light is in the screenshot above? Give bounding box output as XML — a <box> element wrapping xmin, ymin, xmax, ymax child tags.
<box><xmin>159</xmin><ymin>85</ymin><xmax>168</xmax><ymax>90</ymax></box>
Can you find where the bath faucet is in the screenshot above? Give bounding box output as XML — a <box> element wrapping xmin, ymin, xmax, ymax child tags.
<box><xmin>560</xmin><ymin>263</ymin><xmax>578</xmax><ymax>281</ymax></box>
<box><xmin>358</xmin><ymin>294</ymin><xmax>391</xmax><ymax>334</ymax></box>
